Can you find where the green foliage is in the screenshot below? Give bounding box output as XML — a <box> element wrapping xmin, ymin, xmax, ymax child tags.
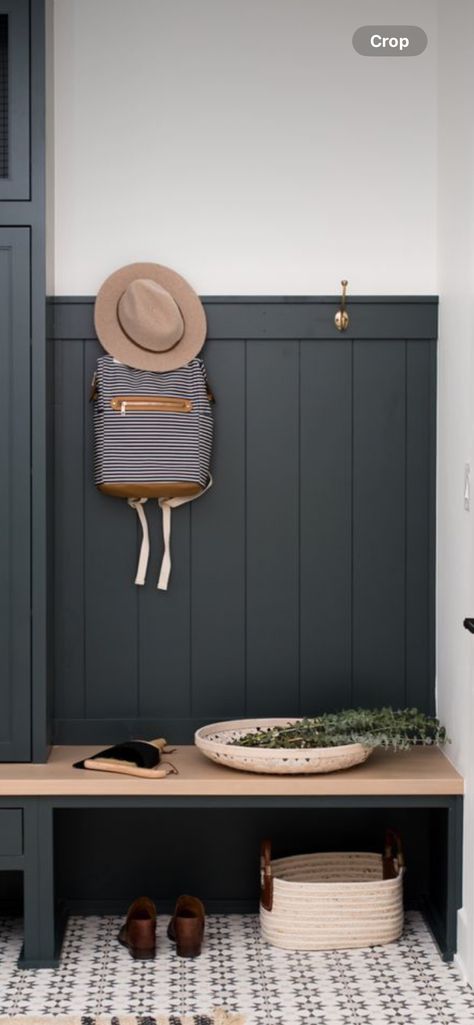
<box><xmin>232</xmin><ymin>708</ymin><xmax>448</xmax><ymax>751</ymax></box>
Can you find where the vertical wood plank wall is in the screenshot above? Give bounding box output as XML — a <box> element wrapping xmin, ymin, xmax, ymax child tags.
<box><xmin>50</xmin><ymin>298</ymin><xmax>437</xmax><ymax>743</ymax></box>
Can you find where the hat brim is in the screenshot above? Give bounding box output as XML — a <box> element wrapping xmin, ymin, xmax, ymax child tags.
<box><xmin>94</xmin><ymin>262</ymin><xmax>207</xmax><ymax>371</ymax></box>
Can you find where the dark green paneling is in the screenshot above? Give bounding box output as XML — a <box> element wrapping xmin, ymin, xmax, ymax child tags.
<box><xmin>300</xmin><ymin>340</ymin><xmax>352</xmax><ymax>712</ymax></box>
<box><xmin>139</xmin><ymin>503</ymin><xmax>192</xmax><ymax>720</ymax></box>
<box><xmin>83</xmin><ymin>346</ymin><xmax>139</xmax><ymax>721</ymax></box>
<box><xmin>352</xmin><ymin>341</ymin><xmax>406</xmax><ymax>706</ymax></box>
<box><xmin>406</xmin><ymin>341</ymin><xmax>436</xmax><ymax>713</ymax></box>
<box><xmin>190</xmin><ymin>340</ymin><xmax>246</xmax><ymax>720</ymax></box>
<box><xmin>50</xmin><ymin>298</ymin><xmax>437</xmax><ymax>743</ymax></box>
<box><xmin>53</xmin><ymin>340</ymin><xmax>85</xmax><ymax>720</ymax></box>
<box><xmin>246</xmin><ymin>340</ymin><xmax>299</xmax><ymax>715</ymax></box>
<box><xmin>0</xmin><ymin>228</ymin><xmax>30</xmax><ymax>760</ymax></box>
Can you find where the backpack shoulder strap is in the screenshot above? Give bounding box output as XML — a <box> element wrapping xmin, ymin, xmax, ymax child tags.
<box><xmin>157</xmin><ymin>476</ymin><xmax>213</xmax><ymax>590</ymax></box>
<box><xmin>127</xmin><ymin>497</ymin><xmax>150</xmax><ymax>586</ymax></box>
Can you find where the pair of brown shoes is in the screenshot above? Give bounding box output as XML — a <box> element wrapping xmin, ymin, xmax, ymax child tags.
<box><xmin>118</xmin><ymin>894</ymin><xmax>205</xmax><ymax>960</ymax></box>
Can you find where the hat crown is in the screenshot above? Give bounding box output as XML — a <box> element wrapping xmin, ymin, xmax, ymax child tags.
<box><xmin>94</xmin><ymin>261</ymin><xmax>207</xmax><ymax>372</ymax></box>
<box><xmin>117</xmin><ymin>278</ymin><xmax>184</xmax><ymax>353</ymax></box>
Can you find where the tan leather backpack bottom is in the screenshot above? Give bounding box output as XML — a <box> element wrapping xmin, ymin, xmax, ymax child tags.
<box><xmin>98</xmin><ymin>481</ymin><xmax>203</xmax><ymax>499</ymax></box>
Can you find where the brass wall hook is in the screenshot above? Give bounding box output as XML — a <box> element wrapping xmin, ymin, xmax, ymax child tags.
<box><xmin>334</xmin><ymin>279</ymin><xmax>349</xmax><ymax>331</ymax></box>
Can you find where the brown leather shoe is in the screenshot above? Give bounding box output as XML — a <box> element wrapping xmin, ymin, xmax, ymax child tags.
<box><xmin>118</xmin><ymin>896</ymin><xmax>157</xmax><ymax>959</ymax></box>
<box><xmin>167</xmin><ymin>894</ymin><xmax>205</xmax><ymax>957</ymax></box>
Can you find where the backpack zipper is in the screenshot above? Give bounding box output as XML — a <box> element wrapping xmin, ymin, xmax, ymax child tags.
<box><xmin>110</xmin><ymin>396</ymin><xmax>193</xmax><ymax>415</ymax></box>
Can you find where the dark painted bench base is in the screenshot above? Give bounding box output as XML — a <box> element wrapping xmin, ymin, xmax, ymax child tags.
<box><xmin>0</xmin><ymin>794</ymin><xmax>463</xmax><ymax>968</ymax></box>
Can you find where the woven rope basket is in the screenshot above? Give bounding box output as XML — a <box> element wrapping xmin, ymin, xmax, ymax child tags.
<box><xmin>260</xmin><ymin>833</ymin><xmax>405</xmax><ymax>951</ymax></box>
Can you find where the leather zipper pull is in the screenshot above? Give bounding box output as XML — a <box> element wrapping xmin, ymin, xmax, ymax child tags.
<box><xmin>89</xmin><ymin>372</ymin><xmax>98</xmax><ymax>402</ymax></box>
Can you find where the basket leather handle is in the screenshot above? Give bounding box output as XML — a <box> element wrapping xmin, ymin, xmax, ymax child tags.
<box><xmin>383</xmin><ymin>829</ymin><xmax>405</xmax><ymax>878</ymax></box>
<box><xmin>260</xmin><ymin>838</ymin><xmax>273</xmax><ymax>911</ymax></box>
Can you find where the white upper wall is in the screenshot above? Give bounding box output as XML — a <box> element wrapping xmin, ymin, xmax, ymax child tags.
<box><xmin>52</xmin><ymin>0</ymin><xmax>437</xmax><ymax>296</ymax></box>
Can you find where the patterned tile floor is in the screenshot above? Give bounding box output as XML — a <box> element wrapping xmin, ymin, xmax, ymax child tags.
<box><xmin>0</xmin><ymin>912</ymin><xmax>473</xmax><ymax>1024</ymax></box>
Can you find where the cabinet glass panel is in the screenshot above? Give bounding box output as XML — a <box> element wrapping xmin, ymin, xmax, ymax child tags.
<box><xmin>0</xmin><ymin>0</ymin><xmax>29</xmax><ymax>200</ymax></box>
<box><xmin>0</xmin><ymin>15</ymin><xmax>7</xmax><ymax>179</ymax></box>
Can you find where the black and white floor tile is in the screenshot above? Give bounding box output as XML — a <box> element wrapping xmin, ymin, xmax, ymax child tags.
<box><xmin>0</xmin><ymin>912</ymin><xmax>473</xmax><ymax>1025</ymax></box>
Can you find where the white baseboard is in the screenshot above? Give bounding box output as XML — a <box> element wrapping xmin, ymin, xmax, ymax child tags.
<box><xmin>455</xmin><ymin>908</ymin><xmax>472</xmax><ymax>985</ymax></box>
<box><xmin>454</xmin><ymin>952</ymin><xmax>468</xmax><ymax>983</ymax></box>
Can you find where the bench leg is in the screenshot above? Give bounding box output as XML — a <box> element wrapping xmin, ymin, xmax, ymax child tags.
<box><xmin>443</xmin><ymin>796</ymin><xmax>464</xmax><ymax>961</ymax></box>
<box><xmin>20</xmin><ymin>799</ymin><xmax>63</xmax><ymax>968</ymax></box>
<box><xmin>424</xmin><ymin>797</ymin><xmax>463</xmax><ymax>962</ymax></box>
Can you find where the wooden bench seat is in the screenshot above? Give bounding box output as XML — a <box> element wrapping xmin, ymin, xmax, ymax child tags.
<box><xmin>0</xmin><ymin>744</ymin><xmax>464</xmax><ymax>796</ymax></box>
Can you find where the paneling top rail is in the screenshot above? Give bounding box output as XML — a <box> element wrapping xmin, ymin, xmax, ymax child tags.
<box><xmin>48</xmin><ymin>296</ymin><xmax>439</xmax><ymax>342</ymax></box>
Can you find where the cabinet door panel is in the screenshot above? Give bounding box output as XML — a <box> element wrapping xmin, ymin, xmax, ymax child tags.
<box><xmin>0</xmin><ymin>227</ymin><xmax>30</xmax><ymax>760</ymax></box>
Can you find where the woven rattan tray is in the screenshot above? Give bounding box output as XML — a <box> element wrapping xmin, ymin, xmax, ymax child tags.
<box><xmin>194</xmin><ymin>719</ymin><xmax>371</xmax><ymax>775</ymax></box>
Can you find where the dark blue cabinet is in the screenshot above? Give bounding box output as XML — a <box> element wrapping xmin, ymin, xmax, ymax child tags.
<box><xmin>0</xmin><ymin>0</ymin><xmax>35</xmax><ymax>762</ymax></box>
<box><xmin>0</xmin><ymin>0</ymin><xmax>48</xmax><ymax>761</ymax></box>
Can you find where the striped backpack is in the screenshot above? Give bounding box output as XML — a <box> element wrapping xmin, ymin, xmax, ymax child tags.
<box><xmin>92</xmin><ymin>355</ymin><xmax>213</xmax><ymax>590</ymax></box>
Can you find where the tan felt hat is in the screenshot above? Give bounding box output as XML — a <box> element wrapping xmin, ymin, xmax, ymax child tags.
<box><xmin>94</xmin><ymin>262</ymin><xmax>207</xmax><ymax>371</ymax></box>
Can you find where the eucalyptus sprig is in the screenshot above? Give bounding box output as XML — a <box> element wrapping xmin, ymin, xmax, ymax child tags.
<box><xmin>232</xmin><ymin>708</ymin><xmax>448</xmax><ymax>751</ymax></box>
